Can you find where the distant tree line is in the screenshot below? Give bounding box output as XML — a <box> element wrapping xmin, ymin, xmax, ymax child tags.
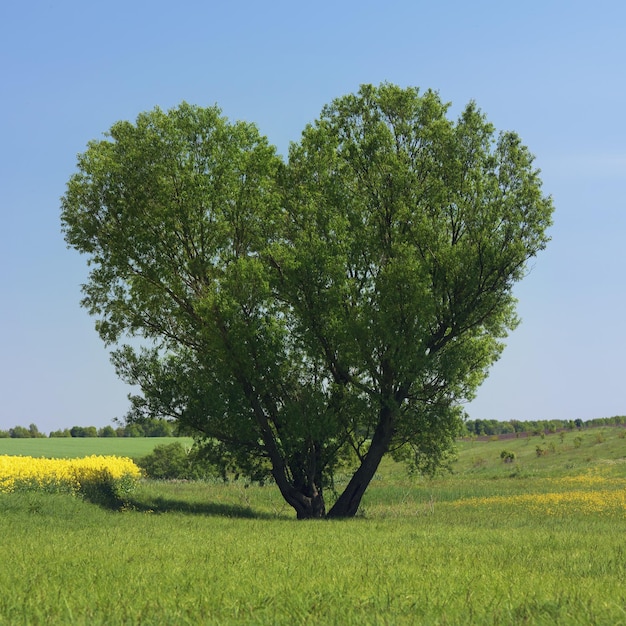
<box><xmin>463</xmin><ymin>415</ymin><xmax>626</xmax><ymax>437</ymax></box>
<box><xmin>0</xmin><ymin>418</ymin><xmax>179</xmax><ymax>438</ymax></box>
<box><xmin>3</xmin><ymin>416</ymin><xmax>625</xmax><ymax>440</ymax></box>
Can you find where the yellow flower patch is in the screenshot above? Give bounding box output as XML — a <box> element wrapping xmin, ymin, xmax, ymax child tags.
<box><xmin>452</xmin><ymin>471</ymin><xmax>626</xmax><ymax>516</ymax></box>
<box><xmin>0</xmin><ymin>455</ymin><xmax>142</xmax><ymax>495</ymax></box>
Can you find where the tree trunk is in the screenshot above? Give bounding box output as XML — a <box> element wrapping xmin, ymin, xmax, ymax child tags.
<box><xmin>273</xmin><ymin>474</ymin><xmax>326</xmax><ymax>519</ymax></box>
<box><xmin>293</xmin><ymin>488</ymin><xmax>326</xmax><ymax>520</ymax></box>
<box><xmin>235</xmin><ymin>376</ymin><xmax>326</xmax><ymax>518</ymax></box>
<box><xmin>327</xmin><ymin>404</ymin><xmax>395</xmax><ymax>518</ymax></box>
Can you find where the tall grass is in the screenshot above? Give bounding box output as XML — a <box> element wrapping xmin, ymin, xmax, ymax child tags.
<box><xmin>1</xmin><ymin>427</ymin><xmax>625</xmax><ymax>624</ymax></box>
<box><xmin>2</xmin><ymin>488</ymin><xmax>625</xmax><ymax>624</ymax></box>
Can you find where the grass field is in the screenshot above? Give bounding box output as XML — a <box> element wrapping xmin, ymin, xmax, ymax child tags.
<box><xmin>0</xmin><ymin>436</ymin><xmax>193</xmax><ymax>460</ymax></box>
<box><xmin>1</xmin><ymin>427</ymin><xmax>625</xmax><ymax>624</ymax></box>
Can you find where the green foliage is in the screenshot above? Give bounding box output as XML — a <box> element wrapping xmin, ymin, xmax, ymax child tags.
<box><xmin>136</xmin><ymin>442</ymin><xmax>188</xmax><ymax>478</ymax></box>
<box><xmin>49</xmin><ymin>428</ymin><xmax>71</xmax><ymax>438</ymax></box>
<box><xmin>70</xmin><ymin>426</ymin><xmax>98</xmax><ymax>437</ymax></box>
<box><xmin>500</xmin><ymin>450</ymin><xmax>516</xmax><ymax>463</ymax></box>
<box><xmin>141</xmin><ymin>418</ymin><xmax>174</xmax><ymax>437</ymax></box>
<box><xmin>9</xmin><ymin>425</ymin><xmax>33</xmax><ymax>438</ymax></box>
<box><xmin>4</xmin><ymin>424</ymin><xmax>46</xmax><ymax>438</ymax></box>
<box><xmin>29</xmin><ymin>424</ymin><xmax>46</xmax><ymax>438</ymax></box>
<box><xmin>98</xmin><ymin>425</ymin><xmax>117</xmax><ymax>437</ymax></box>
<box><xmin>114</xmin><ymin>418</ymin><xmax>174</xmax><ymax>437</ymax></box>
<box><xmin>136</xmin><ymin>441</ymin><xmax>217</xmax><ymax>480</ymax></box>
<box><xmin>465</xmin><ymin>415</ymin><xmax>626</xmax><ymax>436</ymax></box>
<box><xmin>122</xmin><ymin>423</ymin><xmax>145</xmax><ymax>437</ymax></box>
<box><xmin>76</xmin><ymin>471</ymin><xmax>137</xmax><ymax>508</ymax></box>
<box><xmin>61</xmin><ymin>85</ymin><xmax>553</xmax><ymax>518</ymax></box>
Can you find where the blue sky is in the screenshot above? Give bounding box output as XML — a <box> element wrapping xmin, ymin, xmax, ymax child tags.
<box><xmin>1</xmin><ymin>0</ymin><xmax>624</xmax><ymax>433</ymax></box>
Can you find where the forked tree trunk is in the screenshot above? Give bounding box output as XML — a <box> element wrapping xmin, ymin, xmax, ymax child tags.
<box><xmin>272</xmin><ymin>472</ymin><xmax>326</xmax><ymax>519</ymax></box>
<box><xmin>237</xmin><ymin>377</ymin><xmax>327</xmax><ymax>518</ymax></box>
<box><xmin>247</xmin><ymin>369</ymin><xmax>396</xmax><ymax>519</ymax></box>
<box><xmin>293</xmin><ymin>489</ymin><xmax>326</xmax><ymax>520</ymax></box>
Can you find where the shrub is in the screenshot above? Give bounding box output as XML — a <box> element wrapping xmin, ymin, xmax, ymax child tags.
<box><xmin>500</xmin><ymin>450</ymin><xmax>516</xmax><ymax>463</ymax></box>
<box><xmin>137</xmin><ymin>443</ymin><xmax>218</xmax><ymax>480</ymax></box>
<box><xmin>137</xmin><ymin>443</ymin><xmax>190</xmax><ymax>479</ymax></box>
<box><xmin>76</xmin><ymin>466</ymin><xmax>138</xmax><ymax>507</ymax></box>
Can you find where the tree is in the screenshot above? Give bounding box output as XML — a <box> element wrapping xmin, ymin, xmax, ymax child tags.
<box><xmin>70</xmin><ymin>425</ymin><xmax>98</xmax><ymax>437</ymax></box>
<box><xmin>98</xmin><ymin>425</ymin><xmax>118</xmax><ymax>437</ymax></box>
<box><xmin>141</xmin><ymin>417</ymin><xmax>174</xmax><ymax>437</ymax></box>
<box><xmin>61</xmin><ymin>86</ymin><xmax>553</xmax><ymax>518</ymax></box>
<box><xmin>49</xmin><ymin>428</ymin><xmax>71</xmax><ymax>438</ymax></box>
<box><xmin>28</xmin><ymin>423</ymin><xmax>46</xmax><ymax>438</ymax></box>
<box><xmin>9</xmin><ymin>425</ymin><xmax>31</xmax><ymax>438</ymax></box>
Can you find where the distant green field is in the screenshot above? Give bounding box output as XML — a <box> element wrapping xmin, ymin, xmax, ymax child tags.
<box><xmin>454</xmin><ymin>425</ymin><xmax>626</xmax><ymax>477</ymax></box>
<box><xmin>0</xmin><ymin>436</ymin><xmax>194</xmax><ymax>459</ymax></box>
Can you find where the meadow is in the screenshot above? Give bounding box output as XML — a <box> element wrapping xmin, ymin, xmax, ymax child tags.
<box><xmin>0</xmin><ymin>436</ymin><xmax>191</xmax><ymax>459</ymax></box>
<box><xmin>1</xmin><ymin>427</ymin><xmax>625</xmax><ymax>624</ymax></box>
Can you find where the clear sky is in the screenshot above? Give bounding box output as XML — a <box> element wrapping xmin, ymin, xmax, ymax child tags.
<box><xmin>1</xmin><ymin>0</ymin><xmax>624</xmax><ymax>433</ymax></box>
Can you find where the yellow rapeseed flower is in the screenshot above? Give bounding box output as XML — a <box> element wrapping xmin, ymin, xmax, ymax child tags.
<box><xmin>452</xmin><ymin>476</ymin><xmax>626</xmax><ymax>516</ymax></box>
<box><xmin>0</xmin><ymin>455</ymin><xmax>141</xmax><ymax>495</ymax></box>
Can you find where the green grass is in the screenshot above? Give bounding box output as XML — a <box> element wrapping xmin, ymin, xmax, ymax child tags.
<box><xmin>1</xmin><ymin>427</ymin><xmax>625</xmax><ymax>624</ymax></box>
<box><xmin>455</xmin><ymin>427</ymin><xmax>626</xmax><ymax>476</ymax></box>
<box><xmin>0</xmin><ymin>436</ymin><xmax>193</xmax><ymax>460</ymax></box>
